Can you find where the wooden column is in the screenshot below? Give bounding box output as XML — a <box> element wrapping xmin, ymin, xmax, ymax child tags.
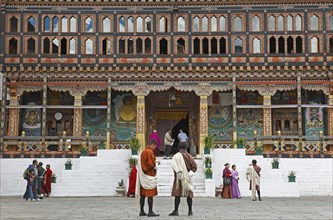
<box><xmin>232</xmin><ymin>76</ymin><xmax>237</xmax><ymax>148</ymax></box>
<box><xmin>7</xmin><ymin>88</ymin><xmax>19</xmax><ymax>137</ymax></box>
<box><xmin>199</xmin><ymin>95</ymin><xmax>208</xmax><ymax>155</ymax></box>
<box><xmin>0</xmin><ymin>73</ymin><xmax>7</xmax><ymax>152</ymax></box>
<box><xmin>73</xmin><ymin>95</ymin><xmax>83</xmax><ymax>137</ymax></box>
<box><xmin>42</xmin><ymin>76</ymin><xmax>47</xmax><ymax>155</ymax></box>
<box><xmin>297</xmin><ymin>76</ymin><xmax>303</xmax><ymax>137</ymax></box>
<box><xmin>263</xmin><ymin>95</ymin><xmax>272</xmax><ymax>136</ymax></box>
<box><xmin>328</xmin><ymin>94</ymin><xmax>333</xmax><ymax>137</ymax></box>
<box><xmin>106</xmin><ymin>77</ymin><xmax>111</xmax><ymax>149</ymax></box>
<box><xmin>136</xmin><ymin>95</ymin><xmax>146</xmax><ymax>149</ymax></box>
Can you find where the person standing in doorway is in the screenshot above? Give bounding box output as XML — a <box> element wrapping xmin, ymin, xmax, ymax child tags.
<box><xmin>164</xmin><ymin>129</ymin><xmax>174</xmax><ymax>159</ymax></box>
<box><xmin>135</xmin><ymin>140</ymin><xmax>160</xmax><ymax>217</ymax></box>
<box><xmin>246</xmin><ymin>159</ymin><xmax>262</xmax><ymax>201</ymax></box>
<box><xmin>178</xmin><ymin>129</ymin><xmax>189</xmax><ymax>148</ymax></box>
<box><xmin>231</xmin><ymin>165</ymin><xmax>241</xmax><ymax>199</ymax></box>
<box><xmin>169</xmin><ymin>142</ymin><xmax>197</xmax><ymax>216</ymax></box>
<box><xmin>148</xmin><ymin>130</ymin><xmax>161</xmax><ymax>156</ymax></box>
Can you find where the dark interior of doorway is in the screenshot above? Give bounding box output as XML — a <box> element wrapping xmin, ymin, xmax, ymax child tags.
<box><xmin>170</xmin><ymin>114</ymin><xmax>189</xmax><ymax>154</ymax></box>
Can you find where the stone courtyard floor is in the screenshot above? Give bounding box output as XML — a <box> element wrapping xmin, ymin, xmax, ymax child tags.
<box><xmin>0</xmin><ymin>196</ymin><xmax>332</xmax><ymax>220</ymax></box>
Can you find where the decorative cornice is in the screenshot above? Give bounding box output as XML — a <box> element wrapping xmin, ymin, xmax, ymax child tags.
<box><xmin>237</xmin><ymin>84</ymin><xmax>296</xmax><ymax>96</ymax></box>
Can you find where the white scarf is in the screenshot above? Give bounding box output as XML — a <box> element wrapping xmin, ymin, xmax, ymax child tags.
<box><xmin>246</xmin><ymin>166</ymin><xmax>260</xmax><ymax>200</ymax></box>
<box><xmin>135</xmin><ymin>152</ymin><xmax>158</xmax><ymax>200</ymax></box>
<box><xmin>171</xmin><ymin>152</ymin><xmax>193</xmax><ymax>197</ymax></box>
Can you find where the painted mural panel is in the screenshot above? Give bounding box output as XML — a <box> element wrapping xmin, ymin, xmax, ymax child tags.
<box><xmin>305</xmin><ymin>107</ymin><xmax>324</xmax><ymax>136</ymax></box>
<box><xmin>21</xmin><ymin>108</ymin><xmax>42</xmax><ymax>136</ymax></box>
<box><xmin>237</xmin><ymin>109</ymin><xmax>263</xmax><ymax>139</ymax></box>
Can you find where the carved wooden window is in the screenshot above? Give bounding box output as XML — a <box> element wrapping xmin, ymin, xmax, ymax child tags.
<box><xmin>119</xmin><ymin>16</ymin><xmax>125</xmax><ymax>32</ymax></box>
<box><xmin>177</xmin><ymin>17</ymin><xmax>185</xmax><ymax>32</ymax></box>
<box><xmin>220</xmin><ymin>37</ymin><xmax>226</xmax><ymax>54</ymax></box>
<box><xmin>193</xmin><ymin>38</ymin><xmax>200</xmax><ymax>54</ymax></box>
<box><xmin>85</xmin><ymin>39</ymin><xmax>93</xmax><ymax>54</ymax></box>
<box><xmin>296</xmin><ymin>36</ymin><xmax>302</xmax><ymax>53</ymax></box>
<box><xmin>287</xmin><ymin>15</ymin><xmax>293</xmax><ymax>31</ymax></box>
<box><xmin>44</xmin><ymin>16</ymin><xmax>50</xmax><ymax>32</ymax></box>
<box><xmin>53</xmin><ymin>17</ymin><xmax>59</xmax><ymax>32</ymax></box>
<box><xmin>27</xmin><ymin>17</ymin><xmax>36</xmax><ymax>32</ymax></box>
<box><xmin>128</xmin><ymin>38</ymin><xmax>134</xmax><ymax>54</ymax></box>
<box><xmin>145</xmin><ymin>38</ymin><xmax>151</xmax><ymax>54</ymax></box>
<box><xmin>10</xmin><ymin>16</ymin><xmax>18</xmax><ymax>32</ymax></box>
<box><xmin>9</xmin><ymin>38</ymin><xmax>18</xmax><ymax>54</ymax></box>
<box><xmin>159</xmin><ymin>38</ymin><xmax>168</xmax><ymax>54</ymax></box>
<box><xmin>211</xmin><ymin>38</ymin><xmax>217</xmax><ymax>54</ymax></box>
<box><xmin>269</xmin><ymin>15</ymin><xmax>275</xmax><ymax>31</ymax></box>
<box><xmin>329</xmin><ymin>38</ymin><xmax>333</xmax><ymax>53</ymax></box>
<box><xmin>177</xmin><ymin>38</ymin><xmax>185</xmax><ymax>54</ymax></box>
<box><xmin>61</xmin><ymin>38</ymin><xmax>67</xmax><ymax>54</ymax></box>
<box><xmin>202</xmin><ymin>16</ymin><xmax>208</xmax><ymax>31</ymax></box>
<box><xmin>253</xmin><ymin>38</ymin><xmax>260</xmax><ymax>53</ymax></box>
<box><xmin>287</xmin><ymin>37</ymin><xmax>293</xmax><ymax>53</ymax></box>
<box><xmin>211</xmin><ymin>16</ymin><xmax>217</xmax><ymax>32</ymax></box>
<box><xmin>276</xmin><ymin>119</ymin><xmax>281</xmax><ymax>131</ymax></box>
<box><xmin>43</xmin><ymin>38</ymin><xmax>50</xmax><ymax>54</ymax></box>
<box><xmin>278</xmin><ymin>37</ymin><xmax>285</xmax><ymax>53</ymax></box>
<box><xmin>128</xmin><ymin>17</ymin><xmax>134</xmax><ymax>32</ymax></box>
<box><xmin>252</xmin><ymin>16</ymin><xmax>260</xmax><ymax>32</ymax></box>
<box><xmin>52</xmin><ymin>38</ymin><xmax>59</xmax><ymax>54</ymax></box>
<box><xmin>69</xmin><ymin>38</ymin><xmax>76</xmax><ymax>54</ymax></box>
<box><xmin>193</xmin><ymin>16</ymin><xmax>199</xmax><ymax>32</ymax></box>
<box><xmin>159</xmin><ymin>17</ymin><xmax>167</xmax><ymax>32</ymax></box>
<box><xmin>330</xmin><ymin>16</ymin><xmax>333</xmax><ymax>31</ymax></box>
<box><xmin>234</xmin><ymin>37</ymin><xmax>243</xmax><ymax>53</ymax></box>
<box><xmin>202</xmin><ymin>38</ymin><xmax>209</xmax><ymax>54</ymax></box>
<box><xmin>136</xmin><ymin>38</ymin><xmax>142</xmax><ymax>54</ymax></box>
<box><xmin>103</xmin><ymin>17</ymin><xmax>111</xmax><ymax>32</ymax></box>
<box><xmin>119</xmin><ymin>38</ymin><xmax>125</xmax><ymax>54</ymax></box>
<box><xmin>278</xmin><ymin>15</ymin><xmax>284</xmax><ymax>31</ymax></box>
<box><xmin>61</xmin><ymin>17</ymin><xmax>68</xmax><ymax>32</ymax></box>
<box><xmin>102</xmin><ymin>38</ymin><xmax>111</xmax><ymax>55</ymax></box>
<box><xmin>85</xmin><ymin>17</ymin><xmax>93</xmax><ymax>32</ymax></box>
<box><xmin>27</xmin><ymin>38</ymin><xmax>35</xmax><ymax>54</ymax></box>
<box><xmin>137</xmin><ymin>17</ymin><xmax>143</xmax><ymax>32</ymax></box>
<box><xmin>296</xmin><ymin>15</ymin><xmax>302</xmax><ymax>31</ymax></box>
<box><xmin>284</xmin><ymin>120</ymin><xmax>290</xmax><ymax>131</ymax></box>
<box><xmin>310</xmin><ymin>15</ymin><xmax>319</xmax><ymax>31</ymax></box>
<box><xmin>70</xmin><ymin>17</ymin><xmax>77</xmax><ymax>32</ymax></box>
<box><xmin>269</xmin><ymin>37</ymin><xmax>276</xmax><ymax>54</ymax></box>
<box><xmin>219</xmin><ymin>16</ymin><xmax>226</xmax><ymax>31</ymax></box>
<box><xmin>310</xmin><ymin>37</ymin><xmax>319</xmax><ymax>53</ymax></box>
<box><xmin>234</xmin><ymin>16</ymin><xmax>242</xmax><ymax>31</ymax></box>
<box><xmin>145</xmin><ymin>17</ymin><xmax>151</xmax><ymax>32</ymax></box>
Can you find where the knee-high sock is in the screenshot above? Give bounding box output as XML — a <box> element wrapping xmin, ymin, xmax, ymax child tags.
<box><xmin>257</xmin><ymin>190</ymin><xmax>261</xmax><ymax>199</ymax></box>
<box><xmin>174</xmin><ymin>197</ymin><xmax>180</xmax><ymax>211</ymax></box>
<box><xmin>148</xmin><ymin>197</ymin><xmax>153</xmax><ymax>213</ymax></box>
<box><xmin>140</xmin><ymin>196</ymin><xmax>145</xmax><ymax>212</ymax></box>
<box><xmin>187</xmin><ymin>197</ymin><xmax>192</xmax><ymax>212</ymax></box>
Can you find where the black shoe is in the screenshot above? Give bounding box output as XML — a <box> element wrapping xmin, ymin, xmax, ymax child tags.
<box><xmin>259</xmin><ymin>198</ymin><xmax>262</xmax><ymax>201</ymax></box>
<box><xmin>148</xmin><ymin>212</ymin><xmax>160</xmax><ymax>217</ymax></box>
<box><xmin>169</xmin><ymin>210</ymin><xmax>179</xmax><ymax>216</ymax></box>
<box><xmin>139</xmin><ymin>211</ymin><xmax>147</xmax><ymax>216</ymax></box>
<box><xmin>188</xmin><ymin>211</ymin><xmax>193</xmax><ymax>216</ymax></box>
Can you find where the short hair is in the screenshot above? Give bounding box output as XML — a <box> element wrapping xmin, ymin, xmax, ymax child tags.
<box><xmin>149</xmin><ymin>139</ymin><xmax>157</xmax><ymax>145</ymax></box>
<box><xmin>178</xmin><ymin>142</ymin><xmax>187</xmax><ymax>149</ymax></box>
<box><xmin>252</xmin><ymin>159</ymin><xmax>257</xmax><ymax>165</ymax></box>
<box><xmin>33</xmin><ymin>159</ymin><xmax>38</xmax><ymax>165</ymax></box>
<box><xmin>232</xmin><ymin>165</ymin><xmax>236</xmax><ymax>169</ymax></box>
<box><xmin>38</xmin><ymin>162</ymin><xmax>43</xmax><ymax>166</ymax></box>
<box><xmin>46</xmin><ymin>164</ymin><xmax>50</xmax><ymax>168</ymax></box>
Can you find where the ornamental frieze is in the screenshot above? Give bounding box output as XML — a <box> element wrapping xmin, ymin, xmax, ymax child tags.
<box><xmin>301</xmin><ymin>85</ymin><xmax>330</xmax><ymax>95</ymax></box>
<box><xmin>49</xmin><ymin>85</ymin><xmax>107</xmax><ymax>97</ymax></box>
<box><xmin>237</xmin><ymin>84</ymin><xmax>296</xmax><ymax>97</ymax></box>
<box><xmin>17</xmin><ymin>86</ymin><xmax>42</xmax><ymax>97</ymax></box>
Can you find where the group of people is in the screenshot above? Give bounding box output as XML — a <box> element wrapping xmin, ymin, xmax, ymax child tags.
<box><xmin>221</xmin><ymin>159</ymin><xmax>262</xmax><ymax>201</ymax></box>
<box><xmin>23</xmin><ymin>159</ymin><xmax>53</xmax><ymax>202</ymax></box>
<box><xmin>133</xmin><ymin>139</ymin><xmax>196</xmax><ymax>217</ymax></box>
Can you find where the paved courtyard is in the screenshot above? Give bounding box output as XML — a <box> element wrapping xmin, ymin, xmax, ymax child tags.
<box><xmin>0</xmin><ymin>196</ymin><xmax>332</xmax><ymax>220</ymax></box>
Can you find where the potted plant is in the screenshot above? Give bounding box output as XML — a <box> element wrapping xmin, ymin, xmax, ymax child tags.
<box><xmin>115</xmin><ymin>179</ymin><xmax>126</xmax><ymax>196</ymax></box>
<box><xmin>205</xmin><ymin>167</ymin><xmax>213</xmax><ymax>179</ymax></box>
<box><xmin>80</xmin><ymin>146</ymin><xmax>88</xmax><ymax>156</ymax></box>
<box><xmin>203</xmin><ymin>135</ymin><xmax>215</xmax><ymax>154</ymax></box>
<box><xmin>271</xmin><ymin>158</ymin><xmax>279</xmax><ymax>169</ymax></box>
<box><xmin>130</xmin><ymin>138</ymin><xmax>141</xmax><ymax>155</ymax></box>
<box><xmin>288</xmin><ymin>171</ymin><xmax>296</xmax><ymax>182</ymax></box>
<box><xmin>235</xmin><ymin>138</ymin><xmax>246</xmax><ymax>149</ymax></box>
<box><xmin>128</xmin><ymin>157</ymin><xmax>138</xmax><ymax>168</ymax></box>
<box><xmin>51</xmin><ymin>173</ymin><xmax>57</xmax><ymax>183</ymax></box>
<box><xmin>65</xmin><ymin>159</ymin><xmax>72</xmax><ymax>170</ymax></box>
<box><xmin>255</xmin><ymin>145</ymin><xmax>262</xmax><ymax>155</ymax></box>
<box><xmin>204</xmin><ymin>156</ymin><xmax>212</xmax><ymax>168</ymax></box>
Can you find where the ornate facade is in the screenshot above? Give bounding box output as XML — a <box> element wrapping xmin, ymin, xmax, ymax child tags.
<box><xmin>0</xmin><ymin>0</ymin><xmax>332</xmax><ymax>158</ymax></box>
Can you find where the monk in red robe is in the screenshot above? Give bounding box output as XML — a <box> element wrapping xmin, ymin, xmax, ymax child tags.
<box><xmin>43</xmin><ymin>164</ymin><xmax>52</xmax><ymax>197</ymax></box>
<box><xmin>135</xmin><ymin>140</ymin><xmax>160</xmax><ymax>217</ymax></box>
<box><xmin>127</xmin><ymin>165</ymin><xmax>137</xmax><ymax>197</ymax></box>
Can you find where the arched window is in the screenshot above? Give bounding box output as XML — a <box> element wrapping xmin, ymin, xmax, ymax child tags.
<box><xmin>211</xmin><ymin>17</ymin><xmax>217</xmax><ymax>32</ymax></box>
<box><xmin>136</xmin><ymin>38</ymin><xmax>142</xmax><ymax>54</ymax></box>
<box><xmin>284</xmin><ymin>120</ymin><xmax>290</xmax><ymax>131</ymax></box>
<box><xmin>278</xmin><ymin>37</ymin><xmax>285</xmax><ymax>53</ymax></box>
<box><xmin>85</xmin><ymin>39</ymin><xmax>93</xmax><ymax>54</ymax></box>
<box><xmin>329</xmin><ymin>37</ymin><xmax>333</xmax><ymax>53</ymax></box>
<box><xmin>276</xmin><ymin>119</ymin><xmax>281</xmax><ymax>132</ymax></box>
<box><xmin>52</xmin><ymin>38</ymin><xmax>59</xmax><ymax>54</ymax></box>
<box><xmin>85</xmin><ymin>17</ymin><xmax>93</xmax><ymax>32</ymax></box>
<box><xmin>27</xmin><ymin>17</ymin><xmax>36</xmax><ymax>32</ymax></box>
<box><xmin>287</xmin><ymin>15</ymin><xmax>293</xmax><ymax>31</ymax></box>
<box><xmin>119</xmin><ymin>17</ymin><xmax>125</xmax><ymax>32</ymax></box>
<box><xmin>220</xmin><ymin>37</ymin><xmax>226</xmax><ymax>54</ymax></box>
<box><xmin>103</xmin><ymin>17</ymin><xmax>111</xmax><ymax>32</ymax></box>
<box><xmin>128</xmin><ymin>17</ymin><xmax>134</xmax><ymax>32</ymax></box>
<box><xmin>278</xmin><ymin>15</ymin><xmax>284</xmax><ymax>31</ymax></box>
<box><xmin>9</xmin><ymin>38</ymin><xmax>18</xmax><ymax>54</ymax></box>
<box><xmin>269</xmin><ymin>15</ymin><xmax>275</xmax><ymax>31</ymax></box>
<box><xmin>311</xmin><ymin>37</ymin><xmax>319</xmax><ymax>53</ymax></box>
<box><xmin>202</xmin><ymin>38</ymin><xmax>209</xmax><ymax>54</ymax></box>
<box><xmin>44</xmin><ymin>16</ymin><xmax>50</xmax><ymax>32</ymax></box>
<box><xmin>159</xmin><ymin>38</ymin><xmax>168</xmax><ymax>54</ymax></box>
<box><xmin>10</xmin><ymin>17</ymin><xmax>18</xmax><ymax>32</ymax></box>
<box><xmin>70</xmin><ymin>17</ymin><xmax>77</xmax><ymax>32</ymax></box>
<box><xmin>234</xmin><ymin>16</ymin><xmax>242</xmax><ymax>31</ymax></box>
<box><xmin>219</xmin><ymin>16</ymin><xmax>226</xmax><ymax>31</ymax></box>
<box><xmin>202</xmin><ymin>16</ymin><xmax>208</xmax><ymax>31</ymax></box>
<box><xmin>53</xmin><ymin>17</ymin><xmax>59</xmax><ymax>32</ymax></box>
<box><xmin>211</xmin><ymin>38</ymin><xmax>217</xmax><ymax>54</ymax></box>
<box><xmin>287</xmin><ymin>37</ymin><xmax>294</xmax><ymax>53</ymax></box>
<box><xmin>27</xmin><ymin>38</ymin><xmax>35</xmax><ymax>54</ymax></box>
<box><xmin>177</xmin><ymin>17</ymin><xmax>185</xmax><ymax>32</ymax></box>
<box><xmin>235</xmin><ymin>37</ymin><xmax>243</xmax><ymax>53</ymax></box>
<box><xmin>102</xmin><ymin>38</ymin><xmax>111</xmax><ymax>55</ymax></box>
<box><xmin>128</xmin><ymin>38</ymin><xmax>134</xmax><ymax>54</ymax></box>
<box><xmin>330</xmin><ymin>16</ymin><xmax>333</xmax><ymax>31</ymax></box>
<box><xmin>61</xmin><ymin>38</ymin><xmax>67</xmax><ymax>54</ymax></box>
<box><xmin>269</xmin><ymin>37</ymin><xmax>276</xmax><ymax>54</ymax></box>
<box><xmin>145</xmin><ymin>17</ymin><xmax>151</xmax><ymax>32</ymax></box>
<box><xmin>193</xmin><ymin>38</ymin><xmax>200</xmax><ymax>54</ymax></box>
<box><xmin>119</xmin><ymin>38</ymin><xmax>125</xmax><ymax>54</ymax></box>
<box><xmin>43</xmin><ymin>38</ymin><xmax>50</xmax><ymax>54</ymax></box>
<box><xmin>193</xmin><ymin>16</ymin><xmax>199</xmax><ymax>32</ymax></box>
<box><xmin>310</xmin><ymin>15</ymin><xmax>319</xmax><ymax>31</ymax></box>
<box><xmin>137</xmin><ymin>17</ymin><xmax>143</xmax><ymax>32</ymax></box>
<box><xmin>69</xmin><ymin>38</ymin><xmax>76</xmax><ymax>54</ymax></box>
<box><xmin>145</xmin><ymin>38</ymin><xmax>151</xmax><ymax>54</ymax></box>
<box><xmin>159</xmin><ymin>17</ymin><xmax>167</xmax><ymax>32</ymax></box>
<box><xmin>296</xmin><ymin>15</ymin><xmax>302</xmax><ymax>31</ymax></box>
<box><xmin>177</xmin><ymin>38</ymin><xmax>185</xmax><ymax>54</ymax></box>
<box><xmin>296</xmin><ymin>36</ymin><xmax>302</xmax><ymax>53</ymax></box>
<box><xmin>253</xmin><ymin>38</ymin><xmax>260</xmax><ymax>53</ymax></box>
<box><xmin>252</xmin><ymin>16</ymin><xmax>260</xmax><ymax>31</ymax></box>
<box><xmin>61</xmin><ymin>17</ymin><xmax>68</xmax><ymax>32</ymax></box>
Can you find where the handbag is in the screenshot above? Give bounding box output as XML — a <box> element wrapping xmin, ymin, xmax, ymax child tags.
<box><xmin>223</xmin><ymin>177</ymin><xmax>231</xmax><ymax>185</ymax></box>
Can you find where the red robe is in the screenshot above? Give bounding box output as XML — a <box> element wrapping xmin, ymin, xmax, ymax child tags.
<box><xmin>43</xmin><ymin>168</ymin><xmax>52</xmax><ymax>194</ymax></box>
<box><xmin>140</xmin><ymin>146</ymin><xmax>158</xmax><ymax>197</ymax></box>
<box><xmin>127</xmin><ymin>166</ymin><xmax>137</xmax><ymax>197</ymax></box>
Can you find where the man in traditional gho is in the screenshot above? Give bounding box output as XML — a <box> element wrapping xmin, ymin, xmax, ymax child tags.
<box><xmin>169</xmin><ymin>142</ymin><xmax>197</xmax><ymax>216</ymax></box>
<box><xmin>246</xmin><ymin>159</ymin><xmax>262</xmax><ymax>201</ymax></box>
<box><xmin>135</xmin><ymin>140</ymin><xmax>160</xmax><ymax>217</ymax></box>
